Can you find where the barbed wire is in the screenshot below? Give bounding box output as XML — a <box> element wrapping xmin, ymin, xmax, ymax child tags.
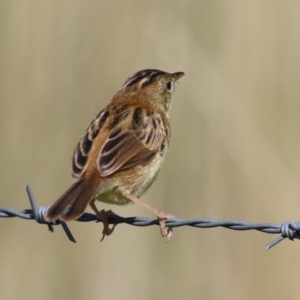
<box><xmin>1</xmin><ymin>185</ymin><xmax>300</xmax><ymax>249</ymax></box>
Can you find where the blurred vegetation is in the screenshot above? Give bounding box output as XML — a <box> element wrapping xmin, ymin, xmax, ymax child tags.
<box><xmin>1</xmin><ymin>1</ymin><xmax>300</xmax><ymax>299</ymax></box>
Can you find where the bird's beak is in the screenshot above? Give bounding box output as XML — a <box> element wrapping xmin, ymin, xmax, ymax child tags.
<box><xmin>172</xmin><ymin>72</ymin><xmax>185</xmax><ymax>81</ymax></box>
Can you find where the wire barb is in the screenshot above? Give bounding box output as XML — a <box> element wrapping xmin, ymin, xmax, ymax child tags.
<box><xmin>0</xmin><ymin>185</ymin><xmax>299</xmax><ymax>249</ymax></box>
<box><xmin>26</xmin><ymin>185</ymin><xmax>76</xmax><ymax>242</ymax></box>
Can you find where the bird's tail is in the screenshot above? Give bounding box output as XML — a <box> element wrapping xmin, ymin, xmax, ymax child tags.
<box><xmin>46</xmin><ymin>178</ymin><xmax>99</xmax><ymax>221</ymax></box>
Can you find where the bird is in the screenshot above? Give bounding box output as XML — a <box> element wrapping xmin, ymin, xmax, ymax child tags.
<box><xmin>46</xmin><ymin>69</ymin><xmax>184</xmax><ymax>241</ymax></box>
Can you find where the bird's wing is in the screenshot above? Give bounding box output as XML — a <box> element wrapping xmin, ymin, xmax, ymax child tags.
<box><xmin>98</xmin><ymin>107</ymin><xmax>168</xmax><ymax>177</ymax></box>
<box><xmin>72</xmin><ymin>109</ymin><xmax>110</xmax><ymax>178</ymax></box>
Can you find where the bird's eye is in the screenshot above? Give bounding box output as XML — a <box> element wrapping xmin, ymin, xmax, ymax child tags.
<box><xmin>166</xmin><ymin>81</ymin><xmax>173</xmax><ymax>92</ymax></box>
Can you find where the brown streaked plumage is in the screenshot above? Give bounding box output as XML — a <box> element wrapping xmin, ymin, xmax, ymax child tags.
<box><xmin>46</xmin><ymin>69</ymin><xmax>184</xmax><ymax>240</ymax></box>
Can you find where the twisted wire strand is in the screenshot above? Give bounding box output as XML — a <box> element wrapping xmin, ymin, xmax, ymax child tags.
<box><xmin>0</xmin><ymin>185</ymin><xmax>299</xmax><ymax>249</ymax></box>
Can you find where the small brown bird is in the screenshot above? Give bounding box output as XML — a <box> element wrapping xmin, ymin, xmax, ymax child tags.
<box><xmin>46</xmin><ymin>69</ymin><xmax>184</xmax><ymax>240</ymax></box>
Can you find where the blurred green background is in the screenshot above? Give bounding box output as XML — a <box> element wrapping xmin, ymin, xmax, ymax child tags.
<box><xmin>1</xmin><ymin>1</ymin><xmax>300</xmax><ymax>299</ymax></box>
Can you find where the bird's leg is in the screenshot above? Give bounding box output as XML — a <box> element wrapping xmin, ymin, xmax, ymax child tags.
<box><xmin>89</xmin><ymin>200</ymin><xmax>117</xmax><ymax>241</ymax></box>
<box><xmin>125</xmin><ymin>193</ymin><xmax>174</xmax><ymax>241</ymax></box>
